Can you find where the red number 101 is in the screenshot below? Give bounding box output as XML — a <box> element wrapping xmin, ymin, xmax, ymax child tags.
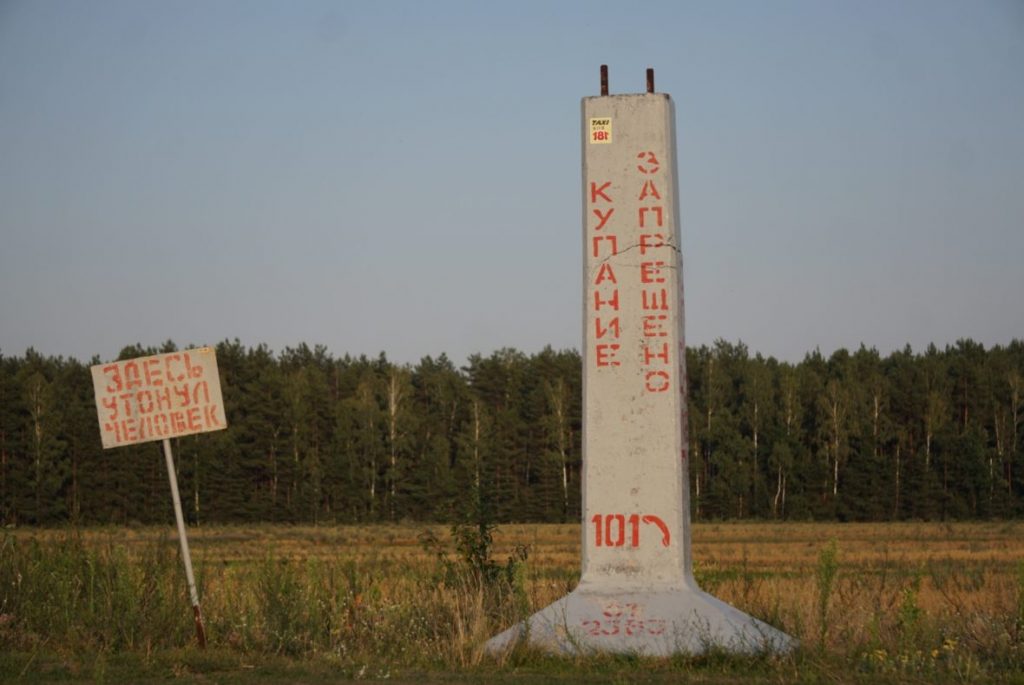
<box><xmin>591</xmin><ymin>513</ymin><xmax>671</xmax><ymax>548</ymax></box>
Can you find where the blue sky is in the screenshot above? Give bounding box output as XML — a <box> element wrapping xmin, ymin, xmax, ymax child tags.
<box><xmin>1</xmin><ymin>1</ymin><xmax>1022</xmax><ymax>364</ymax></box>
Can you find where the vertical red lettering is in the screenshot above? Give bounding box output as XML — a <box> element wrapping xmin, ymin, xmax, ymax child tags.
<box><xmin>595</xmin><ymin>317</ymin><xmax>620</xmax><ymax>339</ymax></box>
<box><xmin>638</xmin><ymin>180</ymin><xmax>661</xmax><ymax>200</ymax></box>
<box><xmin>645</xmin><ymin>371</ymin><xmax>670</xmax><ymax>392</ymax></box>
<box><xmin>642</xmin><ymin>314</ymin><xmax>668</xmax><ymax>337</ymax></box>
<box><xmin>638</xmin><ymin>206</ymin><xmax>663</xmax><ymax>228</ymax></box>
<box><xmin>636</xmin><ymin>151</ymin><xmax>660</xmax><ymax>174</ymax></box>
<box><xmin>639</xmin><ymin>233</ymin><xmax>664</xmax><ymax>255</ymax></box>
<box><xmin>590</xmin><ymin>181</ymin><xmax>612</xmax><ymax>203</ymax></box>
<box><xmin>595</xmin><ymin>344</ymin><xmax>621</xmax><ymax>367</ymax></box>
<box><xmin>643</xmin><ymin>343</ymin><xmax>670</xmax><ymax>365</ymax></box>
<box><xmin>592</xmin><ymin>208</ymin><xmax>615</xmax><ymax>230</ymax></box>
<box><xmin>592</xmin><ymin>514</ymin><xmax>603</xmax><ymax>547</ymax></box>
<box><xmin>640</xmin><ymin>261</ymin><xmax>666</xmax><ymax>284</ymax></box>
<box><xmin>594</xmin><ymin>290</ymin><xmax>620</xmax><ymax>312</ymax></box>
<box><xmin>592</xmin><ymin>235</ymin><xmax>618</xmax><ymax>258</ymax></box>
<box><xmin>593</xmin><ymin>263</ymin><xmax>617</xmax><ymax>285</ymax></box>
<box><xmin>642</xmin><ymin>289</ymin><xmax>669</xmax><ymax>310</ymax></box>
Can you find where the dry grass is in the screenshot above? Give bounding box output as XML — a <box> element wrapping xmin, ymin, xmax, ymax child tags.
<box><xmin>16</xmin><ymin>519</ymin><xmax>1020</xmax><ymax>568</ymax></box>
<box><xmin>3</xmin><ymin>521</ymin><xmax>1024</xmax><ymax>681</ymax></box>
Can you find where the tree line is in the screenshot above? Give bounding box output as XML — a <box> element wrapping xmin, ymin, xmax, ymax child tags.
<box><xmin>1</xmin><ymin>338</ymin><xmax>1022</xmax><ymax>526</ymax></box>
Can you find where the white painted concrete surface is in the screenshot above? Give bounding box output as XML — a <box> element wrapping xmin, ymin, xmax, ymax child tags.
<box><xmin>486</xmin><ymin>92</ymin><xmax>793</xmax><ymax>656</ymax></box>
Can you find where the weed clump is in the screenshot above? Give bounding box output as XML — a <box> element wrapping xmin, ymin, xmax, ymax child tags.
<box><xmin>0</xmin><ymin>531</ymin><xmax>190</xmax><ymax>652</ymax></box>
<box><xmin>814</xmin><ymin>538</ymin><xmax>838</xmax><ymax>648</ymax></box>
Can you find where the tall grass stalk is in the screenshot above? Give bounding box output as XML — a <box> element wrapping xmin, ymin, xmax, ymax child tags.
<box><xmin>1017</xmin><ymin>560</ymin><xmax>1024</xmax><ymax>637</ymax></box>
<box><xmin>814</xmin><ymin>539</ymin><xmax>838</xmax><ymax>649</ymax></box>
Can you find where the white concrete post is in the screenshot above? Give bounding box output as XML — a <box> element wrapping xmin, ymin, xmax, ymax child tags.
<box><xmin>486</xmin><ymin>68</ymin><xmax>793</xmax><ymax>656</ymax></box>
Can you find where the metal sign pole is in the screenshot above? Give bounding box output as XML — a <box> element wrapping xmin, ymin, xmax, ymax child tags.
<box><xmin>162</xmin><ymin>438</ymin><xmax>207</xmax><ymax>648</ymax></box>
<box><xmin>91</xmin><ymin>348</ymin><xmax>225</xmax><ymax>649</ymax></box>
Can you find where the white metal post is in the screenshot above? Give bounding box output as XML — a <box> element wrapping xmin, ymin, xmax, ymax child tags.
<box><xmin>162</xmin><ymin>438</ymin><xmax>207</xmax><ymax>648</ymax></box>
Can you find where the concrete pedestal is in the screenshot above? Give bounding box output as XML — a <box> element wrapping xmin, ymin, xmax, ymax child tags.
<box><xmin>487</xmin><ymin>81</ymin><xmax>793</xmax><ymax>657</ymax></box>
<box><xmin>487</xmin><ymin>582</ymin><xmax>791</xmax><ymax>655</ymax></box>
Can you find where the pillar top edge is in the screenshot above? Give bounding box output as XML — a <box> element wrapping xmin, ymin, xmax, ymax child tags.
<box><xmin>583</xmin><ymin>93</ymin><xmax>672</xmax><ymax>102</ymax></box>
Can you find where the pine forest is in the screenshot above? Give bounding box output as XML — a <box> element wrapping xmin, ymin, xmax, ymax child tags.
<box><xmin>2</xmin><ymin>338</ymin><xmax>1023</xmax><ymax>526</ymax></box>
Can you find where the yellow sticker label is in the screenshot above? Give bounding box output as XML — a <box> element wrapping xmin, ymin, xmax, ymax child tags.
<box><xmin>589</xmin><ymin>118</ymin><xmax>612</xmax><ymax>144</ymax></box>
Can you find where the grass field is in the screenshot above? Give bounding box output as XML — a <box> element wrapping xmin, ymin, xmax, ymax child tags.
<box><xmin>2</xmin><ymin>521</ymin><xmax>1024</xmax><ymax>683</ymax></box>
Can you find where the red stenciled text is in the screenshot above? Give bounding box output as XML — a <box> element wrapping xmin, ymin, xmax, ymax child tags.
<box><xmin>580</xmin><ymin>602</ymin><xmax>668</xmax><ymax>638</ymax></box>
<box><xmin>92</xmin><ymin>349</ymin><xmax>226</xmax><ymax>449</ymax></box>
<box><xmin>590</xmin><ymin>513</ymin><xmax>671</xmax><ymax>548</ymax></box>
<box><xmin>589</xmin><ymin>179</ymin><xmax>621</xmax><ymax>371</ymax></box>
<box><xmin>634</xmin><ymin>151</ymin><xmax>673</xmax><ymax>394</ymax></box>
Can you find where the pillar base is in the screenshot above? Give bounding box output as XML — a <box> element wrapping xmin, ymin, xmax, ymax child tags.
<box><xmin>485</xmin><ymin>582</ymin><xmax>795</xmax><ymax>656</ymax></box>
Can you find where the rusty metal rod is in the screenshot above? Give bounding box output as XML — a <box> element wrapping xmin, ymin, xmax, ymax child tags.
<box><xmin>600</xmin><ymin>64</ymin><xmax>608</xmax><ymax>96</ymax></box>
<box><xmin>193</xmin><ymin>606</ymin><xmax>207</xmax><ymax>648</ymax></box>
<box><xmin>647</xmin><ymin>68</ymin><xmax>655</xmax><ymax>93</ymax></box>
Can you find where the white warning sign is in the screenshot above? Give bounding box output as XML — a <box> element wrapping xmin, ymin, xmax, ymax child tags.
<box><xmin>91</xmin><ymin>347</ymin><xmax>227</xmax><ymax>449</ymax></box>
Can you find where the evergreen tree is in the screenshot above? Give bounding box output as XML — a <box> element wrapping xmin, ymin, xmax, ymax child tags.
<box><xmin>0</xmin><ymin>351</ymin><xmax>21</xmax><ymax>523</ymax></box>
<box><xmin>1</xmin><ymin>338</ymin><xmax>1023</xmax><ymax>525</ymax></box>
<box><xmin>409</xmin><ymin>354</ymin><xmax>466</xmax><ymax>519</ymax></box>
<box><xmin>740</xmin><ymin>354</ymin><xmax>774</xmax><ymax>517</ymax></box>
<box><xmin>18</xmin><ymin>350</ymin><xmax>68</xmax><ymax>523</ymax></box>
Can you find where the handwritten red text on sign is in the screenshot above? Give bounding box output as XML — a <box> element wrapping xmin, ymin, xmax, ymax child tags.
<box><xmin>90</xmin><ymin>348</ymin><xmax>227</xmax><ymax>449</ymax></box>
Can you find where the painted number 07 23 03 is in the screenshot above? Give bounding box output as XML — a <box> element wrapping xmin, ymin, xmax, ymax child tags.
<box><xmin>580</xmin><ymin>602</ymin><xmax>667</xmax><ymax>638</ymax></box>
<box><xmin>590</xmin><ymin>513</ymin><xmax>670</xmax><ymax>548</ymax></box>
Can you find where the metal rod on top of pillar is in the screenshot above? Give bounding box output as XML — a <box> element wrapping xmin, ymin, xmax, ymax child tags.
<box><xmin>486</xmin><ymin>67</ymin><xmax>794</xmax><ymax>656</ymax></box>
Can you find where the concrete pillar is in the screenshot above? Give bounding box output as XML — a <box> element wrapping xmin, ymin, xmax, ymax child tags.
<box><xmin>486</xmin><ymin>71</ymin><xmax>793</xmax><ymax>656</ymax></box>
